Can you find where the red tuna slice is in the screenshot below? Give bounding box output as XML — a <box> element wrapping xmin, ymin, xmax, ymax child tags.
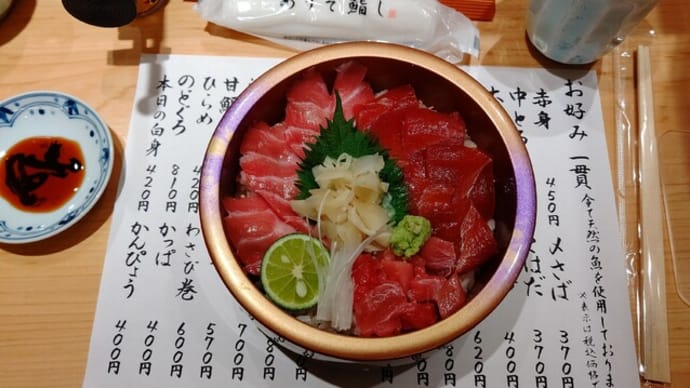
<box><xmin>407</xmin><ymin>275</ymin><xmax>444</xmax><ymax>303</ymax></box>
<box><xmin>400</xmin><ymin>302</ymin><xmax>438</xmax><ymax>331</ymax></box>
<box><xmin>427</xmin><ymin>191</ymin><xmax>473</xmax><ymax>243</ymax></box>
<box><xmin>240</xmin><ymin>122</ymin><xmax>301</xmax><ymax>164</ymax></box>
<box><xmin>353</xmin><ymin>281</ymin><xmax>407</xmax><ymax>337</ymax></box>
<box><xmin>353</xmin><ymin>85</ymin><xmax>419</xmax><ymax>130</ymax></box>
<box><xmin>424</xmin><ymin>144</ymin><xmax>492</xmax><ymax>193</ymax></box>
<box><xmin>432</xmin><ymin>221</ymin><xmax>464</xmax><ymax>247</ymax></box>
<box><xmin>406</xmin><ymin>268</ymin><xmax>465</xmax><ymax>319</ymax></box>
<box><xmin>399</xmin><ymin>107</ymin><xmax>466</xmax><ymax>154</ymax></box>
<box><xmin>222</xmin><ymin>195</ymin><xmax>297</xmax><ymax>275</ymax></box>
<box><xmin>456</xmin><ymin>205</ymin><xmax>498</xmax><ymax>274</ymax></box>
<box><xmin>332</xmin><ymin>61</ymin><xmax>375</xmax><ymax>120</ymax></box>
<box><xmin>381</xmin><ymin>258</ymin><xmax>414</xmax><ymax>292</ymax></box>
<box><xmin>398</xmin><ymin>150</ymin><xmax>427</xmax><ymax>213</ymax></box>
<box><xmin>365</xmin><ymin>107</ymin><xmax>407</xmax><ymax>161</ymax></box>
<box><xmin>419</xmin><ymin>236</ymin><xmax>458</xmax><ymax>277</ymax></box>
<box><xmin>468</xmin><ymin>163</ymin><xmax>496</xmax><ymax>220</ymax></box>
<box><xmin>352</xmin><ymin>253</ymin><xmax>386</xmax><ymax>300</ymax></box>
<box><xmin>284</xmin><ymin>67</ymin><xmax>334</xmax><ymax>131</ymax></box>
<box><xmin>399</xmin><ymin>148</ymin><xmax>426</xmax><ymax>182</ymax></box>
<box><xmin>353</xmin><ymin>253</ymin><xmax>437</xmax><ymax>336</ymax></box>
<box><xmin>435</xmin><ymin>274</ymin><xmax>467</xmax><ymax>318</ymax></box>
<box><xmin>407</xmin><ymin>181</ymin><xmax>472</xmax><ymax>243</ymax></box>
<box><xmin>357</xmin><ymin>86</ymin><xmax>421</xmax><ymax>161</ymax></box>
<box><xmin>415</xmin><ymin>185</ymin><xmax>471</xmax><ymax>225</ymax></box>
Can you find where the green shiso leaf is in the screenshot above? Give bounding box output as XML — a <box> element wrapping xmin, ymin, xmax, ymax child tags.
<box><xmin>295</xmin><ymin>93</ymin><xmax>408</xmax><ymax>224</ymax></box>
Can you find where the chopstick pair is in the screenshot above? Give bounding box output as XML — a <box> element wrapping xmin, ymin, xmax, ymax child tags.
<box><xmin>636</xmin><ymin>45</ymin><xmax>671</xmax><ymax>385</ymax></box>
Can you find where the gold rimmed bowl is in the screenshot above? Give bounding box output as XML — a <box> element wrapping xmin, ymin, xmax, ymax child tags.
<box><xmin>200</xmin><ymin>42</ymin><xmax>536</xmax><ymax>363</ymax></box>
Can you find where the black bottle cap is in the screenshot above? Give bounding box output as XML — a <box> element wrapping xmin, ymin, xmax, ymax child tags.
<box><xmin>62</xmin><ymin>0</ymin><xmax>137</xmax><ymax>28</ymax></box>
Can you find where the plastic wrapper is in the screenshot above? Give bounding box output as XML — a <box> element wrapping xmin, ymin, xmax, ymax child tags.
<box><xmin>613</xmin><ymin>31</ymin><xmax>674</xmax><ymax>386</ymax></box>
<box><xmin>195</xmin><ymin>0</ymin><xmax>480</xmax><ymax>63</ymax></box>
<box><xmin>659</xmin><ymin>131</ymin><xmax>690</xmax><ymax>308</ymax></box>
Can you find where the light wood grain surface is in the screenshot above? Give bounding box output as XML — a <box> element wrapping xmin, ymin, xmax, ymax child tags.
<box><xmin>1</xmin><ymin>1</ymin><xmax>688</xmax><ymax>387</ymax></box>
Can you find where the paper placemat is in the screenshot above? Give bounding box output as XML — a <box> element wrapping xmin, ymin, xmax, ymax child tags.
<box><xmin>83</xmin><ymin>54</ymin><xmax>640</xmax><ymax>388</ymax></box>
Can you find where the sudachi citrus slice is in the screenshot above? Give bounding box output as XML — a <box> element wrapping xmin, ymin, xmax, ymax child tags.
<box><xmin>260</xmin><ymin>233</ymin><xmax>330</xmax><ymax>310</ymax></box>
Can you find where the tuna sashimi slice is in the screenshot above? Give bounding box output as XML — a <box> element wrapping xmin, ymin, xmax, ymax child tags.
<box><xmin>373</xmin><ymin>84</ymin><xmax>419</xmax><ymax>109</ymax></box>
<box><xmin>413</xmin><ymin>184</ymin><xmax>473</xmax><ymax>243</ymax></box>
<box><xmin>239</xmin><ymin>151</ymin><xmax>300</xmax><ymax>179</ymax></box>
<box><xmin>407</xmin><ymin>276</ymin><xmax>444</xmax><ymax>303</ymax></box>
<box><xmin>414</xmin><ymin>185</ymin><xmax>469</xmax><ymax>223</ymax></box>
<box><xmin>238</xmin><ymin>171</ymin><xmax>299</xmax><ymax>202</ymax></box>
<box><xmin>284</xmin><ymin>67</ymin><xmax>334</xmax><ymax>130</ymax></box>
<box><xmin>424</xmin><ymin>143</ymin><xmax>492</xmax><ymax>195</ymax></box>
<box><xmin>365</xmin><ymin>107</ymin><xmax>406</xmax><ymax>160</ymax></box>
<box><xmin>419</xmin><ymin>236</ymin><xmax>458</xmax><ymax>277</ymax></box>
<box><xmin>381</xmin><ymin>258</ymin><xmax>414</xmax><ymax>292</ymax></box>
<box><xmin>398</xmin><ymin>150</ymin><xmax>427</xmax><ymax>208</ymax></box>
<box><xmin>222</xmin><ymin>195</ymin><xmax>297</xmax><ymax>275</ymax></box>
<box><xmin>240</xmin><ymin>122</ymin><xmax>301</xmax><ymax>163</ymax></box>
<box><xmin>352</xmin><ymin>253</ymin><xmax>385</xmax><ymax>298</ymax></box>
<box><xmin>254</xmin><ymin>189</ymin><xmax>311</xmax><ymax>233</ymax></box>
<box><xmin>456</xmin><ymin>205</ymin><xmax>499</xmax><ymax>274</ymax></box>
<box><xmin>399</xmin><ymin>107</ymin><xmax>467</xmax><ymax>154</ymax></box>
<box><xmin>353</xmin><ymin>281</ymin><xmax>408</xmax><ymax>337</ymax></box>
<box><xmin>332</xmin><ymin>61</ymin><xmax>375</xmax><ymax>119</ymax></box>
<box><xmin>352</xmin><ymin>254</ymin><xmax>407</xmax><ymax>337</ymax></box>
<box><xmin>400</xmin><ymin>302</ymin><xmax>438</xmax><ymax>331</ymax></box>
<box><xmin>434</xmin><ymin>274</ymin><xmax>467</xmax><ymax>318</ymax></box>
<box><xmin>405</xmin><ymin>268</ymin><xmax>465</xmax><ymax>319</ymax></box>
<box><xmin>352</xmin><ymin>252</ymin><xmax>443</xmax><ymax>337</ymax></box>
<box><xmin>278</xmin><ymin>123</ymin><xmax>320</xmax><ymax>158</ymax></box>
<box><xmin>353</xmin><ymin>85</ymin><xmax>419</xmax><ymax>130</ymax></box>
<box><xmin>468</xmin><ymin>164</ymin><xmax>496</xmax><ymax>220</ymax></box>
<box><xmin>238</xmin><ymin>150</ymin><xmax>300</xmax><ymax>199</ymax></box>
<box><xmin>284</xmin><ymin>61</ymin><xmax>377</xmax><ymax>131</ymax></box>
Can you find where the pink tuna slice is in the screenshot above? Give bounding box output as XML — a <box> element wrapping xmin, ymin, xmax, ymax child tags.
<box><xmin>237</xmin><ymin>171</ymin><xmax>298</xmax><ymax>200</ymax></box>
<box><xmin>276</xmin><ymin>122</ymin><xmax>320</xmax><ymax>159</ymax></box>
<box><xmin>332</xmin><ymin>61</ymin><xmax>375</xmax><ymax>119</ymax></box>
<box><xmin>253</xmin><ymin>189</ymin><xmax>311</xmax><ymax>233</ymax></box>
<box><xmin>240</xmin><ymin>121</ymin><xmax>302</xmax><ymax>164</ymax></box>
<box><xmin>222</xmin><ymin>195</ymin><xmax>297</xmax><ymax>275</ymax></box>
<box><xmin>284</xmin><ymin>67</ymin><xmax>334</xmax><ymax>130</ymax></box>
<box><xmin>284</xmin><ymin>61</ymin><xmax>376</xmax><ymax>133</ymax></box>
<box><xmin>239</xmin><ymin>151</ymin><xmax>300</xmax><ymax>180</ymax></box>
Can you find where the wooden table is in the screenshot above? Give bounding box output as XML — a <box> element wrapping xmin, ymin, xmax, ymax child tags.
<box><xmin>1</xmin><ymin>1</ymin><xmax>688</xmax><ymax>386</ymax></box>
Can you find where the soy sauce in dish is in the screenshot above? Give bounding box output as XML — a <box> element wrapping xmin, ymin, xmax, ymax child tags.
<box><xmin>0</xmin><ymin>136</ymin><xmax>85</xmax><ymax>212</ymax></box>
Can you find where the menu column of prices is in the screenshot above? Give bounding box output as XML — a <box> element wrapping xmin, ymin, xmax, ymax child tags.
<box><xmin>83</xmin><ymin>55</ymin><xmax>641</xmax><ymax>388</ymax></box>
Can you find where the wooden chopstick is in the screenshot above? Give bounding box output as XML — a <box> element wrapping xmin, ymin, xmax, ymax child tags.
<box><xmin>637</xmin><ymin>45</ymin><xmax>671</xmax><ymax>384</ymax></box>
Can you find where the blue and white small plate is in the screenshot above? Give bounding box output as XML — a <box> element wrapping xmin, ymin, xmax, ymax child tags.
<box><xmin>0</xmin><ymin>91</ymin><xmax>114</xmax><ymax>244</ymax></box>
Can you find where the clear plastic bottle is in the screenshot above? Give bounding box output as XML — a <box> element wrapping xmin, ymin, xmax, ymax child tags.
<box><xmin>0</xmin><ymin>0</ymin><xmax>14</xmax><ymax>21</ymax></box>
<box><xmin>526</xmin><ymin>0</ymin><xmax>658</xmax><ymax>64</ymax></box>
